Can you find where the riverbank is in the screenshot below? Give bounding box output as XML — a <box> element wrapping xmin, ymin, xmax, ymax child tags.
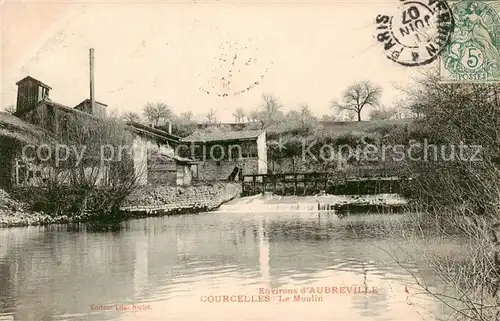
<box><xmin>0</xmin><ymin>188</ymin><xmax>84</xmax><ymax>227</ymax></box>
<box><xmin>120</xmin><ymin>182</ymin><xmax>243</xmax><ymax>215</ymax></box>
<box><xmin>0</xmin><ymin>182</ymin><xmax>243</xmax><ymax>228</ymax></box>
<box><xmin>0</xmin><ymin>184</ymin><xmax>408</xmax><ymax>227</ymax></box>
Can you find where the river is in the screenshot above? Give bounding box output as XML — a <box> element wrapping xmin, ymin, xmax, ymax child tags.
<box><xmin>0</xmin><ymin>209</ymin><xmax>466</xmax><ymax>321</ymax></box>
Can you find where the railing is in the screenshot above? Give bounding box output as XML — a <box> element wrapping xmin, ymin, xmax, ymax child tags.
<box><xmin>242</xmin><ymin>170</ymin><xmax>409</xmax><ymax>196</ymax></box>
<box><xmin>242</xmin><ymin>172</ymin><xmax>329</xmax><ymax>196</ymax></box>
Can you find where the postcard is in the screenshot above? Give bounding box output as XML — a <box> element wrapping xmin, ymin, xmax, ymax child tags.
<box><xmin>1</xmin><ymin>0</ymin><xmax>499</xmax><ymax>321</ymax></box>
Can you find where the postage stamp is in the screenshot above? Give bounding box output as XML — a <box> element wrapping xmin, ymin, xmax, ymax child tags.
<box><xmin>375</xmin><ymin>0</ymin><xmax>455</xmax><ymax>66</ymax></box>
<box><xmin>439</xmin><ymin>0</ymin><xmax>500</xmax><ymax>83</ymax></box>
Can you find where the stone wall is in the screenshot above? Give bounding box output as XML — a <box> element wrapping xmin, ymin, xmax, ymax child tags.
<box><xmin>148</xmin><ymin>164</ymin><xmax>177</xmax><ymax>185</ymax></box>
<box><xmin>270</xmin><ymin>156</ymin><xmax>342</xmax><ymax>173</ymax></box>
<box><xmin>196</xmin><ymin>158</ymin><xmax>258</xmax><ymax>181</ymax></box>
<box><xmin>0</xmin><ymin>138</ymin><xmax>16</xmax><ymax>190</ymax></box>
<box><xmin>257</xmin><ymin>131</ymin><xmax>268</xmax><ymax>174</ymax></box>
<box><xmin>121</xmin><ymin>182</ymin><xmax>242</xmax><ymax>212</ymax></box>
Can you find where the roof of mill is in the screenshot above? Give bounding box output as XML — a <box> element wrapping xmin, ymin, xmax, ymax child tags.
<box><xmin>14</xmin><ymin>100</ymin><xmax>179</xmax><ymax>145</ymax></box>
<box><xmin>180</xmin><ymin>130</ymin><xmax>264</xmax><ymax>143</ymax></box>
<box><xmin>125</xmin><ymin>121</ymin><xmax>182</xmax><ymax>144</ymax></box>
<box><xmin>15</xmin><ymin>76</ymin><xmax>52</xmax><ymax>90</ymax></box>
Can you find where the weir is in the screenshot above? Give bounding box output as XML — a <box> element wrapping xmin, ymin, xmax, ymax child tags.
<box><xmin>241</xmin><ymin>171</ymin><xmax>408</xmax><ymax>197</ymax></box>
<box><xmin>219</xmin><ymin>201</ymin><xmax>335</xmax><ymax>213</ymax></box>
<box><xmin>218</xmin><ymin>194</ymin><xmax>408</xmax><ymax>215</ymax></box>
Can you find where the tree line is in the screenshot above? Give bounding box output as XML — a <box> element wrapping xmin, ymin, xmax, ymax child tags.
<box><xmin>3</xmin><ymin>79</ymin><xmax>422</xmax><ymax>139</ymax></box>
<box><xmin>110</xmin><ymin>80</ymin><xmax>419</xmax><ymax>138</ymax></box>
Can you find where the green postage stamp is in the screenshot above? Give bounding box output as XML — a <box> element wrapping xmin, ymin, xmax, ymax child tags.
<box><xmin>440</xmin><ymin>0</ymin><xmax>500</xmax><ymax>83</ymax></box>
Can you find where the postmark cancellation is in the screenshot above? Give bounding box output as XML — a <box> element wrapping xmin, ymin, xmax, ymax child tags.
<box><xmin>375</xmin><ymin>0</ymin><xmax>455</xmax><ymax>67</ymax></box>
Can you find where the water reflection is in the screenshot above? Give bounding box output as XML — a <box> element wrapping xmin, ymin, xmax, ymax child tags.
<box><xmin>258</xmin><ymin>217</ymin><xmax>270</xmax><ymax>285</ymax></box>
<box><xmin>0</xmin><ymin>212</ymin><xmax>460</xmax><ymax>321</ymax></box>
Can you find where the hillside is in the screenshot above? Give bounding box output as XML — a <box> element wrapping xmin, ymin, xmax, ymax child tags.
<box><xmin>318</xmin><ymin>118</ymin><xmax>414</xmax><ymax>135</ymax></box>
<box><xmin>0</xmin><ymin>112</ymin><xmax>51</xmax><ymax>144</ymax></box>
<box><xmin>195</xmin><ymin>118</ymin><xmax>416</xmax><ymax>137</ymax></box>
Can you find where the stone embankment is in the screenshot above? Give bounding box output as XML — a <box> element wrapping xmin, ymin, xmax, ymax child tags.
<box><xmin>120</xmin><ymin>182</ymin><xmax>242</xmax><ymax>215</ymax></box>
<box><xmin>0</xmin><ymin>182</ymin><xmax>242</xmax><ymax>227</ymax></box>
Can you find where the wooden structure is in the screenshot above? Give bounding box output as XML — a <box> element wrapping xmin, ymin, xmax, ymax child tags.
<box><xmin>180</xmin><ymin>130</ymin><xmax>267</xmax><ymax>181</ymax></box>
<box><xmin>10</xmin><ymin>73</ymin><xmax>196</xmax><ymax>187</ymax></box>
<box><xmin>15</xmin><ymin>76</ymin><xmax>51</xmax><ymax>115</ymax></box>
<box><xmin>242</xmin><ymin>171</ymin><xmax>406</xmax><ymax>196</ymax></box>
<box><xmin>242</xmin><ymin>172</ymin><xmax>327</xmax><ymax>196</ymax></box>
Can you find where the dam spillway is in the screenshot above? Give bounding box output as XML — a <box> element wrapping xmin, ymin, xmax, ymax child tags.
<box><xmin>217</xmin><ymin>193</ymin><xmax>408</xmax><ymax>214</ymax></box>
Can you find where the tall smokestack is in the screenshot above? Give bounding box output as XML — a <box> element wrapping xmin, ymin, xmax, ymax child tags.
<box><xmin>89</xmin><ymin>48</ymin><xmax>95</xmax><ymax>114</ymax></box>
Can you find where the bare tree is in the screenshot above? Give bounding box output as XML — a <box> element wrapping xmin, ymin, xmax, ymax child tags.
<box><xmin>205</xmin><ymin>108</ymin><xmax>217</xmax><ymax>124</ymax></box>
<box><xmin>179</xmin><ymin>111</ymin><xmax>194</xmax><ymax>122</ymax></box>
<box><xmin>299</xmin><ymin>104</ymin><xmax>309</xmax><ymax>128</ymax></box>
<box><xmin>122</xmin><ymin>111</ymin><xmax>141</xmax><ymax>123</ymax></box>
<box><xmin>262</xmin><ymin>94</ymin><xmax>282</xmax><ymax>115</ymax></box>
<box><xmin>397</xmin><ymin>70</ymin><xmax>500</xmax><ymax>319</ymax></box>
<box><xmin>23</xmin><ymin>114</ymin><xmax>145</xmax><ymax>217</ymax></box>
<box><xmin>369</xmin><ymin>105</ymin><xmax>397</xmax><ymax>120</ymax></box>
<box><xmin>233</xmin><ymin>107</ymin><xmax>246</xmax><ymax>123</ymax></box>
<box><xmin>407</xmin><ymin>102</ymin><xmax>425</xmax><ymax>118</ymax></box>
<box><xmin>253</xmin><ymin>94</ymin><xmax>285</xmax><ymax>128</ymax></box>
<box><xmin>321</xmin><ymin>114</ymin><xmax>337</xmax><ymax>122</ymax></box>
<box><xmin>248</xmin><ymin>108</ymin><xmax>260</xmax><ymax>123</ymax></box>
<box><xmin>143</xmin><ymin>102</ymin><xmax>173</xmax><ymax>126</ymax></box>
<box><xmin>293</xmin><ymin>104</ymin><xmax>317</xmax><ymax>130</ymax></box>
<box><xmin>173</xmin><ymin>111</ymin><xmax>197</xmax><ymax>137</ymax></box>
<box><xmin>331</xmin><ymin>80</ymin><xmax>382</xmax><ymax>121</ymax></box>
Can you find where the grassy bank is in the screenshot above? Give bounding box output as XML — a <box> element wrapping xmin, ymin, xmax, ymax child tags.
<box><xmin>0</xmin><ymin>188</ymin><xmax>89</xmax><ymax>227</ymax></box>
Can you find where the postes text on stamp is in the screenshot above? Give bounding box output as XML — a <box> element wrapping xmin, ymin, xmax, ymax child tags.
<box><xmin>375</xmin><ymin>0</ymin><xmax>455</xmax><ymax>66</ymax></box>
<box><xmin>440</xmin><ymin>1</ymin><xmax>500</xmax><ymax>83</ymax></box>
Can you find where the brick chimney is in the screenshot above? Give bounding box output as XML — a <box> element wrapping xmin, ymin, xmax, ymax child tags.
<box><xmin>15</xmin><ymin>76</ymin><xmax>51</xmax><ymax>114</ymax></box>
<box><xmin>154</xmin><ymin>119</ymin><xmax>173</xmax><ymax>134</ymax></box>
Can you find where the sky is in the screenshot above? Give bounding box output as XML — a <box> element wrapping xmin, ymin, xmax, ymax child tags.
<box><xmin>1</xmin><ymin>0</ymin><xmax>430</xmax><ymax>122</ymax></box>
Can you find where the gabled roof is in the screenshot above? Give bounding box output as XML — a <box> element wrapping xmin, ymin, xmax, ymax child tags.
<box><xmin>75</xmin><ymin>99</ymin><xmax>108</xmax><ymax>108</ymax></box>
<box><xmin>126</xmin><ymin>121</ymin><xmax>181</xmax><ymax>145</ymax></box>
<box><xmin>15</xmin><ymin>76</ymin><xmax>52</xmax><ymax>90</ymax></box>
<box><xmin>14</xmin><ymin>98</ymin><xmax>101</xmax><ymax>120</ymax></box>
<box><xmin>151</xmin><ymin>151</ymin><xmax>197</xmax><ymax>164</ymax></box>
<box><xmin>12</xmin><ymin>99</ymin><xmax>186</xmax><ymax>146</ymax></box>
<box><xmin>180</xmin><ymin>129</ymin><xmax>265</xmax><ymax>143</ymax></box>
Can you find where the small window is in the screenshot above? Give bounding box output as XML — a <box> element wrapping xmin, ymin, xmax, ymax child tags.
<box><xmin>241</xmin><ymin>141</ymin><xmax>258</xmax><ymax>158</ymax></box>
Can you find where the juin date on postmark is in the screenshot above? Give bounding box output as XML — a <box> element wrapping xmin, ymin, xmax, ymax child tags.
<box><xmin>375</xmin><ymin>0</ymin><xmax>455</xmax><ymax>66</ymax></box>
